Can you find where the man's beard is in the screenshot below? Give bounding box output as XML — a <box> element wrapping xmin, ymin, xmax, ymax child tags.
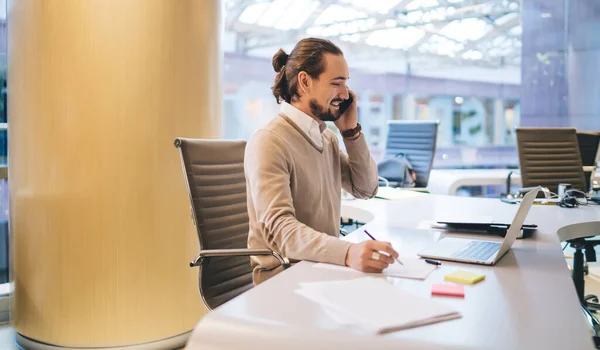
<box><xmin>309</xmin><ymin>98</ymin><xmax>343</xmax><ymax>122</ymax></box>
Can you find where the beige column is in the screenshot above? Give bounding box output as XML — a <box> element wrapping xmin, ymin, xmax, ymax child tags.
<box><xmin>8</xmin><ymin>0</ymin><xmax>221</xmax><ymax>347</ymax></box>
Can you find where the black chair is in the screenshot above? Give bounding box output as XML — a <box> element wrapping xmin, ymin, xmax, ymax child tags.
<box><xmin>174</xmin><ymin>138</ymin><xmax>289</xmax><ymax>310</ymax></box>
<box><xmin>577</xmin><ymin>132</ymin><xmax>600</xmax><ymax>194</ymax></box>
<box><xmin>380</xmin><ymin>120</ymin><xmax>439</xmax><ymax>188</ymax></box>
<box><xmin>516</xmin><ymin>127</ymin><xmax>587</xmax><ymax>194</ymax></box>
<box><xmin>558</xmin><ymin>223</ymin><xmax>600</xmax><ymax>348</ymax></box>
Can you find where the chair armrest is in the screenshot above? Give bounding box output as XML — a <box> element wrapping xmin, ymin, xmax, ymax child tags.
<box><xmin>189</xmin><ymin>248</ymin><xmax>289</xmax><ymax>268</ymax></box>
<box><xmin>378</xmin><ymin>176</ymin><xmax>390</xmax><ymax>187</ymax></box>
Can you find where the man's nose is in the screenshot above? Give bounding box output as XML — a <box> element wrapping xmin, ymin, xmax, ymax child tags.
<box><xmin>339</xmin><ymin>87</ymin><xmax>349</xmax><ymax>100</ymax></box>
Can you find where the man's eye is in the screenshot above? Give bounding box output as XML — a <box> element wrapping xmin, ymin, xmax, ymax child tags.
<box><xmin>332</xmin><ymin>83</ymin><xmax>341</xmax><ymax>86</ymax></box>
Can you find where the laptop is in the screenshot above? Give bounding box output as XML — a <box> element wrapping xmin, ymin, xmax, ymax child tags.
<box><xmin>417</xmin><ymin>187</ymin><xmax>540</xmax><ymax>265</ymax></box>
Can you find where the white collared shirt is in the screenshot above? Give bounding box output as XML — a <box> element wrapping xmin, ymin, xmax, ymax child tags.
<box><xmin>280</xmin><ymin>101</ymin><xmax>325</xmax><ymax>148</ymax></box>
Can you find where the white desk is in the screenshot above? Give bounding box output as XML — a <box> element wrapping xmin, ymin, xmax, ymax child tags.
<box><xmin>428</xmin><ymin>169</ymin><xmax>519</xmax><ymax>196</ymax></box>
<box><xmin>186</xmin><ymin>194</ymin><xmax>600</xmax><ymax>350</ymax></box>
<box><xmin>428</xmin><ymin>169</ymin><xmax>600</xmax><ymax>196</ymax></box>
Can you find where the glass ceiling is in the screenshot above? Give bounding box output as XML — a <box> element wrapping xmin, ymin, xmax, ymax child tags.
<box><xmin>226</xmin><ymin>0</ymin><xmax>521</xmax><ymax>67</ymax></box>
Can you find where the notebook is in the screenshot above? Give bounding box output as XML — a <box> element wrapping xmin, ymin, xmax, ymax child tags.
<box><xmin>313</xmin><ymin>258</ymin><xmax>437</xmax><ymax>280</ymax></box>
<box><xmin>296</xmin><ymin>277</ymin><xmax>461</xmax><ymax>334</ymax></box>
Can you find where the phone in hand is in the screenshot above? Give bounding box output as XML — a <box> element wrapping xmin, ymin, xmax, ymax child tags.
<box><xmin>338</xmin><ymin>95</ymin><xmax>354</xmax><ymax>115</ymax></box>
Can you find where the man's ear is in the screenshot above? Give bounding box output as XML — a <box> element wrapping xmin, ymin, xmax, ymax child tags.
<box><xmin>298</xmin><ymin>71</ymin><xmax>310</xmax><ymax>94</ymax></box>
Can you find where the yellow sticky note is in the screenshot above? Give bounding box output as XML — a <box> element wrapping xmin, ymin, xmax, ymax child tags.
<box><xmin>444</xmin><ymin>270</ymin><xmax>485</xmax><ymax>285</ymax></box>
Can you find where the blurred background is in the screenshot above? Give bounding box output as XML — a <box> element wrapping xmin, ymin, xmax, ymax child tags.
<box><xmin>219</xmin><ymin>0</ymin><xmax>597</xmax><ymax>192</ymax></box>
<box><xmin>0</xmin><ymin>0</ymin><xmax>598</xmax><ymax>286</ymax></box>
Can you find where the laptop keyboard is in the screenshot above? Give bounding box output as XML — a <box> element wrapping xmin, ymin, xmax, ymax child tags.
<box><xmin>452</xmin><ymin>241</ymin><xmax>501</xmax><ymax>261</ymax></box>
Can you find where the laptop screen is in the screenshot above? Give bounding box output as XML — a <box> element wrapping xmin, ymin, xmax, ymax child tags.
<box><xmin>495</xmin><ymin>187</ymin><xmax>541</xmax><ymax>260</ymax></box>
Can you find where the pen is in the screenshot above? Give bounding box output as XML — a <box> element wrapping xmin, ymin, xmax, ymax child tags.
<box><xmin>424</xmin><ymin>259</ymin><xmax>442</xmax><ymax>266</ymax></box>
<box><xmin>363</xmin><ymin>230</ymin><xmax>403</xmax><ymax>265</ymax></box>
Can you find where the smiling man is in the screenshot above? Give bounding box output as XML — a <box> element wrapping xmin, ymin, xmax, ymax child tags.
<box><xmin>244</xmin><ymin>38</ymin><xmax>398</xmax><ymax>284</ymax></box>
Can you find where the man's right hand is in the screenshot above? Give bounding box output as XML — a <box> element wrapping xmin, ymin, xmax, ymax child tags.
<box><xmin>345</xmin><ymin>240</ymin><xmax>399</xmax><ymax>273</ymax></box>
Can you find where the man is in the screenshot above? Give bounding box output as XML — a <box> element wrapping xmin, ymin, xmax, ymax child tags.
<box><xmin>245</xmin><ymin>38</ymin><xmax>398</xmax><ymax>284</ymax></box>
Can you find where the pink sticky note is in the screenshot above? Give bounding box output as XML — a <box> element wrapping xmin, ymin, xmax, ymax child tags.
<box><xmin>431</xmin><ymin>283</ymin><xmax>465</xmax><ymax>298</ymax></box>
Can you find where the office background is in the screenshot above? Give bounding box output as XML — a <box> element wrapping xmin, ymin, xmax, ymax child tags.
<box><xmin>0</xmin><ymin>0</ymin><xmax>598</xmax><ymax>348</ymax></box>
<box><xmin>0</xmin><ymin>0</ymin><xmax>598</xmax><ymax>307</ymax></box>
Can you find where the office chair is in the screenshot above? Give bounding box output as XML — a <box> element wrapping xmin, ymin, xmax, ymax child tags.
<box><xmin>516</xmin><ymin>128</ymin><xmax>587</xmax><ymax>194</ymax></box>
<box><xmin>379</xmin><ymin>120</ymin><xmax>439</xmax><ymax>188</ymax></box>
<box><xmin>558</xmin><ymin>224</ymin><xmax>600</xmax><ymax>348</ymax></box>
<box><xmin>577</xmin><ymin>132</ymin><xmax>600</xmax><ymax>194</ymax></box>
<box><xmin>174</xmin><ymin>138</ymin><xmax>289</xmax><ymax>310</ymax></box>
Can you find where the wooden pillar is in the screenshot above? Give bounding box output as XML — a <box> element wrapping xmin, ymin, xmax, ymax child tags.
<box><xmin>8</xmin><ymin>0</ymin><xmax>221</xmax><ymax>347</ymax></box>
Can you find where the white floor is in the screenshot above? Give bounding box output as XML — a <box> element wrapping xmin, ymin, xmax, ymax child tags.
<box><xmin>0</xmin><ymin>324</ymin><xmax>17</xmax><ymax>349</ymax></box>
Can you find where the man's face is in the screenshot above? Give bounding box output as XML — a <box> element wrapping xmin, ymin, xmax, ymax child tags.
<box><xmin>305</xmin><ymin>53</ymin><xmax>350</xmax><ymax>122</ymax></box>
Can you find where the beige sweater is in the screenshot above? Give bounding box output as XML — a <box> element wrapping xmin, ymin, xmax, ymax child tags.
<box><xmin>245</xmin><ymin>114</ymin><xmax>378</xmax><ymax>284</ymax></box>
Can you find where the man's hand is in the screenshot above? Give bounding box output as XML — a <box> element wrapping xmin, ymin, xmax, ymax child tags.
<box><xmin>345</xmin><ymin>240</ymin><xmax>399</xmax><ymax>273</ymax></box>
<box><xmin>333</xmin><ymin>89</ymin><xmax>358</xmax><ymax>133</ymax></box>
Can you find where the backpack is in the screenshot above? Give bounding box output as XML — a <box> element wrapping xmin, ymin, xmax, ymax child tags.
<box><xmin>377</xmin><ymin>153</ymin><xmax>416</xmax><ymax>188</ymax></box>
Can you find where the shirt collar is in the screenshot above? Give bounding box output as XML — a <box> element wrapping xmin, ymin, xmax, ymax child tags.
<box><xmin>280</xmin><ymin>102</ymin><xmax>326</xmax><ymax>147</ymax></box>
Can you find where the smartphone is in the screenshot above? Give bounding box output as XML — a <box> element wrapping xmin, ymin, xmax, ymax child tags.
<box><xmin>338</xmin><ymin>95</ymin><xmax>354</xmax><ymax>115</ymax></box>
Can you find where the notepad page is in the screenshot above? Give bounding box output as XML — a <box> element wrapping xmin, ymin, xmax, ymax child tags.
<box><xmin>298</xmin><ymin>278</ymin><xmax>461</xmax><ymax>334</ymax></box>
<box><xmin>313</xmin><ymin>258</ymin><xmax>436</xmax><ymax>280</ymax></box>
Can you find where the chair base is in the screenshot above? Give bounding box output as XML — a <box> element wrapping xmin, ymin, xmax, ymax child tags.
<box><xmin>16</xmin><ymin>331</ymin><xmax>191</xmax><ymax>350</ymax></box>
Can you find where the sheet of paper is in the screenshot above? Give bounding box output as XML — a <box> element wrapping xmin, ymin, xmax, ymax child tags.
<box><xmin>294</xmin><ymin>288</ymin><xmax>362</xmax><ymax>327</ymax></box>
<box><xmin>297</xmin><ymin>277</ymin><xmax>461</xmax><ymax>334</ymax></box>
<box><xmin>313</xmin><ymin>258</ymin><xmax>437</xmax><ymax>280</ymax></box>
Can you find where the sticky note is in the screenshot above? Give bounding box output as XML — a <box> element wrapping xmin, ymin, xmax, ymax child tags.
<box><xmin>444</xmin><ymin>270</ymin><xmax>485</xmax><ymax>285</ymax></box>
<box><xmin>431</xmin><ymin>283</ymin><xmax>465</xmax><ymax>298</ymax></box>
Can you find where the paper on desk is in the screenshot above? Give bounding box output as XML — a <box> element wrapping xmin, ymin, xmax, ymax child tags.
<box><xmin>296</xmin><ymin>277</ymin><xmax>461</xmax><ymax>334</ymax></box>
<box><xmin>295</xmin><ymin>288</ymin><xmax>361</xmax><ymax>327</ymax></box>
<box><xmin>313</xmin><ymin>258</ymin><xmax>437</xmax><ymax>280</ymax></box>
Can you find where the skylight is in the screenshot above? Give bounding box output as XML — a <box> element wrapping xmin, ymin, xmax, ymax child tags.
<box><xmin>420</xmin><ymin>34</ymin><xmax>464</xmax><ymax>56</ymax></box>
<box><xmin>314</xmin><ymin>4</ymin><xmax>367</xmax><ymax>26</ymax></box>
<box><xmin>239</xmin><ymin>0</ymin><xmax>320</xmax><ymax>30</ymax></box>
<box><xmin>307</xmin><ymin>17</ymin><xmax>377</xmax><ymax>37</ymax></box>
<box><xmin>274</xmin><ymin>0</ymin><xmax>320</xmax><ymax>30</ymax></box>
<box><xmin>440</xmin><ymin>19</ymin><xmax>489</xmax><ymax>42</ymax></box>
<box><xmin>229</xmin><ymin>0</ymin><xmax>522</xmax><ymax>68</ymax></box>
<box><xmin>462</xmin><ymin>50</ymin><xmax>483</xmax><ymax>60</ymax></box>
<box><xmin>238</xmin><ymin>2</ymin><xmax>270</xmax><ymax>25</ymax></box>
<box><xmin>365</xmin><ymin>27</ymin><xmax>425</xmax><ymax>50</ymax></box>
<box><xmin>257</xmin><ymin>0</ymin><xmax>290</xmax><ymax>27</ymax></box>
<box><xmin>406</xmin><ymin>10</ymin><xmax>424</xmax><ymax>24</ymax></box>
<box><xmin>340</xmin><ymin>0</ymin><xmax>402</xmax><ymax>14</ymax></box>
<box><xmin>509</xmin><ymin>25</ymin><xmax>522</xmax><ymax>36</ymax></box>
<box><xmin>406</xmin><ymin>0</ymin><xmax>439</xmax><ymax>11</ymax></box>
<box><xmin>340</xmin><ymin>34</ymin><xmax>362</xmax><ymax>43</ymax></box>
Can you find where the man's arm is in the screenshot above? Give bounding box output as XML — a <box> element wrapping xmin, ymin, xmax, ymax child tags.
<box><xmin>245</xmin><ymin>129</ymin><xmax>351</xmax><ymax>265</ymax></box>
<box><xmin>339</xmin><ymin>132</ymin><xmax>379</xmax><ymax>199</ymax></box>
